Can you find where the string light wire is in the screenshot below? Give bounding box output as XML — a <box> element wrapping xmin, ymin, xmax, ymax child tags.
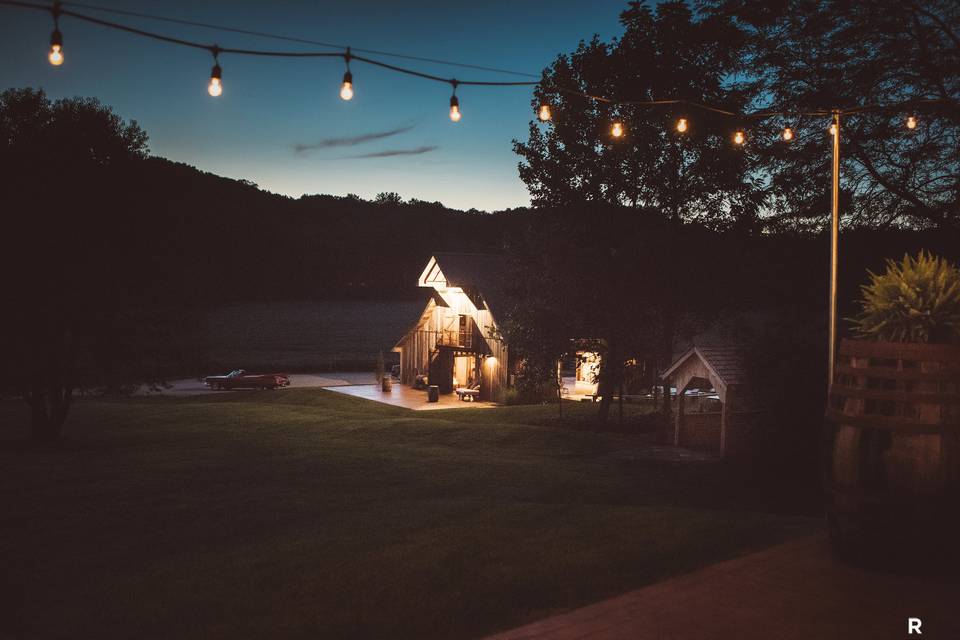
<box><xmin>61</xmin><ymin>0</ymin><xmax>543</xmax><ymax>79</ymax></box>
<box><xmin>0</xmin><ymin>0</ymin><xmax>950</xmax><ymax>122</ymax></box>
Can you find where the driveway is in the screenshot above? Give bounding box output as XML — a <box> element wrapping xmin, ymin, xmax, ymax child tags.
<box><xmin>143</xmin><ymin>371</ymin><xmax>376</xmax><ymax>397</ymax></box>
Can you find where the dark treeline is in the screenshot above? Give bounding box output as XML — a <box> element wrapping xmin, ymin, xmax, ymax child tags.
<box><xmin>114</xmin><ymin>157</ymin><xmax>524</xmax><ymax>305</ymax></box>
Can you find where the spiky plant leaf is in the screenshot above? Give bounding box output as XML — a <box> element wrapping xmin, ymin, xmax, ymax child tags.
<box><xmin>849</xmin><ymin>251</ymin><xmax>960</xmax><ymax>343</ymax></box>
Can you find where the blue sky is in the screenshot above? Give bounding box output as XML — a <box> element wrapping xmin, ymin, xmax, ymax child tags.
<box><xmin>0</xmin><ymin>1</ymin><xmax>632</xmax><ymax>210</ymax></box>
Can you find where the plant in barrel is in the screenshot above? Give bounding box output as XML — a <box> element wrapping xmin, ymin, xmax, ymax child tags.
<box><xmin>826</xmin><ymin>251</ymin><xmax>960</xmax><ymax>568</ymax></box>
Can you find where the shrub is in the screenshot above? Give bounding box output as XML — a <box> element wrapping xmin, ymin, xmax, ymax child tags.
<box><xmin>850</xmin><ymin>251</ymin><xmax>960</xmax><ymax>344</ymax></box>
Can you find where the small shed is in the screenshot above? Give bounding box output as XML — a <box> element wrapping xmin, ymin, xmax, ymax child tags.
<box><xmin>661</xmin><ymin>342</ymin><xmax>764</xmax><ymax>457</ymax></box>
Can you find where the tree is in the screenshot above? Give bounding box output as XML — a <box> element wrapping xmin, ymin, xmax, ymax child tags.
<box><xmin>515</xmin><ymin>1</ymin><xmax>761</xmax><ymax>230</ymax></box>
<box><xmin>710</xmin><ymin>0</ymin><xmax>960</xmax><ymax>229</ymax></box>
<box><xmin>0</xmin><ymin>88</ymin><xmax>152</xmax><ymax>440</ymax></box>
<box><xmin>512</xmin><ymin>1</ymin><xmax>755</xmax><ymax>424</ymax></box>
<box><xmin>374</xmin><ymin>191</ymin><xmax>403</xmax><ymax>206</ymax></box>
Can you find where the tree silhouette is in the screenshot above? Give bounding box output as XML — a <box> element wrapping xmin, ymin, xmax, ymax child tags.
<box><xmin>1</xmin><ymin>88</ymin><xmax>149</xmax><ymax>440</ymax></box>
<box><xmin>711</xmin><ymin>0</ymin><xmax>960</xmax><ymax>229</ymax></box>
<box><xmin>510</xmin><ymin>1</ymin><xmax>757</xmax><ymax>424</ymax></box>
<box><xmin>515</xmin><ymin>1</ymin><xmax>762</xmax><ymax>231</ymax></box>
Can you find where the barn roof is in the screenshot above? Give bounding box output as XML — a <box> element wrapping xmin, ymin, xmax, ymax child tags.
<box><xmin>419</xmin><ymin>252</ymin><xmax>507</xmax><ymax>318</ymax></box>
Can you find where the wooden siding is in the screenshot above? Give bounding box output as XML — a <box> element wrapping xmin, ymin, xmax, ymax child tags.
<box><xmin>395</xmin><ymin>289</ymin><xmax>509</xmax><ymax>402</ymax></box>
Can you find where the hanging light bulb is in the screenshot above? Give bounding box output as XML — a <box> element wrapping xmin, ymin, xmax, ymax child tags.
<box><xmin>448</xmin><ymin>81</ymin><xmax>461</xmax><ymax>122</ymax></box>
<box><xmin>208</xmin><ymin>63</ymin><xmax>222</xmax><ymax>97</ymax></box>
<box><xmin>733</xmin><ymin>130</ymin><xmax>745</xmax><ymax>145</ymax></box>
<box><xmin>206</xmin><ymin>47</ymin><xmax>222</xmax><ymax>97</ymax></box>
<box><xmin>47</xmin><ymin>3</ymin><xmax>63</xmax><ymax>66</ymax></box>
<box><xmin>449</xmin><ymin>95</ymin><xmax>461</xmax><ymax>122</ymax></box>
<box><xmin>340</xmin><ymin>48</ymin><xmax>354</xmax><ymax>101</ymax></box>
<box><xmin>611</xmin><ymin>121</ymin><xmax>624</xmax><ymax>138</ymax></box>
<box><xmin>340</xmin><ymin>70</ymin><xmax>354</xmax><ymax>101</ymax></box>
<box><xmin>829</xmin><ymin>123</ymin><xmax>837</xmax><ymax>136</ymax></box>
<box><xmin>538</xmin><ymin>104</ymin><xmax>552</xmax><ymax>122</ymax></box>
<box><xmin>676</xmin><ymin>118</ymin><xmax>688</xmax><ymax>133</ymax></box>
<box><xmin>906</xmin><ymin>115</ymin><xmax>917</xmax><ymax>130</ymax></box>
<box><xmin>48</xmin><ymin>29</ymin><xmax>63</xmax><ymax>66</ymax></box>
<box><xmin>782</xmin><ymin>127</ymin><xmax>794</xmax><ymax>141</ymax></box>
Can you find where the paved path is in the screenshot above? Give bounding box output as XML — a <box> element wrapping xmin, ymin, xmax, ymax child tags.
<box><xmin>324</xmin><ymin>381</ymin><xmax>497</xmax><ymax>411</ymax></box>
<box><xmin>486</xmin><ymin>533</ymin><xmax>960</xmax><ymax>640</ymax></box>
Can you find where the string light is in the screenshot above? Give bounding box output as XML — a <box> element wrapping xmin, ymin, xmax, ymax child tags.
<box><xmin>48</xmin><ymin>3</ymin><xmax>63</xmax><ymax>66</ymax></box>
<box><xmin>2</xmin><ymin>1</ymin><xmax>946</xmax><ymax>133</ymax></box>
<box><xmin>208</xmin><ymin>49</ymin><xmax>222</xmax><ymax>97</ymax></box>
<box><xmin>340</xmin><ymin>48</ymin><xmax>353</xmax><ymax>100</ymax></box>
<box><xmin>340</xmin><ymin>70</ymin><xmax>354</xmax><ymax>100</ymax></box>
<box><xmin>48</xmin><ymin>29</ymin><xmax>63</xmax><ymax>66</ymax></box>
<box><xmin>829</xmin><ymin>123</ymin><xmax>837</xmax><ymax>136</ymax></box>
<box><xmin>449</xmin><ymin>82</ymin><xmax>461</xmax><ymax>122</ymax></box>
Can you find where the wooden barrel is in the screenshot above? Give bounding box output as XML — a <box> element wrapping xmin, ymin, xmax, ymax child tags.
<box><xmin>825</xmin><ymin>338</ymin><xmax>960</xmax><ymax>567</ymax></box>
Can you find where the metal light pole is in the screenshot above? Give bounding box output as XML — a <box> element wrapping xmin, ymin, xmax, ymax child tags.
<box><xmin>828</xmin><ymin>111</ymin><xmax>840</xmax><ymax>390</ymax></box>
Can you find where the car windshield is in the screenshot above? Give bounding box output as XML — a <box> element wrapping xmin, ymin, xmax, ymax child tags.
<box><xmin>227</xmin><ymin>369</ymin><xmax>244</xmax><ymax>377</ymax></box>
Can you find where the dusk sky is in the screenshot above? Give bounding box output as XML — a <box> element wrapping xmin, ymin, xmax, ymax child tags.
<box><xmin>0</xmin><ymin>1</ymin><xmax>632</xmax><ymax>211</ymax></box>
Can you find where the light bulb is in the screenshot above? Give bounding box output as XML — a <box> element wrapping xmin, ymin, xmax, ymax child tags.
<box><xmin>340</xmin><ymin>71</ymin><xmax>353</xmax><ymax>100</ymax></box>
<box><xmin>906</xmin><ymin>115</ymin><xmax>917</xmax><ymax>129</ymax></box>
<box><xmin>449</xmin><ymin>95</ymin><xmax>461</xmax><ymax>122</ymax></box>
<box><xmin>538</xmin><ymin>104</ymin><xmax>552</xmax><ymax>121</ymax></box>
<box><xmin>676</xmin><ymin>118</ymin><xmax>688</xmax><ymax>133</ymax></box>
<box><xmin>829</xmin><ymin>123</ymin><xmax>837</xmax><ymax>136</ymax></box>
<box><xmin>611</xmin><ymin>121</ymin><xmax>624</xmax><ymax>138</ymax></box>
<box><xmin>782</xmin><ymin>127</ymin><xmax>794</xmax><ymax>141</ymax></box>
<box><xmin>48</xmin><ymin>30</ymin><xmax>63</xmax><ymax>66</ymax></box>
<box><xmin>208</xmin><ymin>63</ymin><xmax>223</xmax><ymax>97</ymax></box>
<box><xmin>48</xmin><ymin>44</ymin><xmax>63</xmax><ymax>66</ymax></box>
<box><xmin>733</xmin><ymin>130</ymin><xmax>745</xmax><ymax>145</ymax></box>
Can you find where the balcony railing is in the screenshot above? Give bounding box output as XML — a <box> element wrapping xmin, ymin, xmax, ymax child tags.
<box><xmin>434</xmin><ymin>329</ymin><xmax>473</xmax><ymax>349</ymax></box>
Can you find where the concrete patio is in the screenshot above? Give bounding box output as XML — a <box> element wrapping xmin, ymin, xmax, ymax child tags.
<box><xmin>485</xmin><ymin>532</ymin><xmax>960</xmax><ymax>640</ymax></box>
<box><xmin>323</xmin><ymin>382</ymin><xmax>498</xmax><ymax>410</ymax></box>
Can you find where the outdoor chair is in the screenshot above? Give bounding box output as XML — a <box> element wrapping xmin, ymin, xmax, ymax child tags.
<box><xmin>455</xmin><ymin>384</ymin><xmax>481</xmax><ymax>401</ymax></box>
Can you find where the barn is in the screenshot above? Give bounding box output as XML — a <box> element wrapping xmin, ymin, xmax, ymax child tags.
<box><xmin>661</xmin><ymin>342</ymin><xmax>765</xmax><ymax>457</ymax></box>
<box><xmin>393</xmin><ymin>253</ymin><xmax>510</xmax><ymax>402</ymax></box>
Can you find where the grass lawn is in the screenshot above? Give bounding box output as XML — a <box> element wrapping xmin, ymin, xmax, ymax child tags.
<box><xmin>0</xmin><ymin>390</ymin><xmax>820</xmax><ymax>639</ymax></box>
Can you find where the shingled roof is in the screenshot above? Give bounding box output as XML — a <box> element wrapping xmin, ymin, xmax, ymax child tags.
<box><xmin>661</xmin><ymin>337</ymin><xmax>753</xmax><ymax>388</ymax></box>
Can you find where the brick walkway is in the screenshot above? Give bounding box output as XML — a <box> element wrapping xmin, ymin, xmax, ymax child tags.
<box><xmin>486</xmin><ymin>533</ymin><xmax>960</xmax><ymax>640</ymax></box>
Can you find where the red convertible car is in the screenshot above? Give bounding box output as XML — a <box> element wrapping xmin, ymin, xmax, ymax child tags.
<box><xmin>205</xmin><ymin>369</ymin><xmax>290</xmax><ymax>390</ymax></box>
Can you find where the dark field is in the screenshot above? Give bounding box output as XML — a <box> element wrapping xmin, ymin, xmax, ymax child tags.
<box><xmin>200</xmin><ymin>300</ymin><xmax>425</xmax><ymax>371</ymax></box>
<box><xmin>0</xmin><ymin>390</ymin><xmax>818</xmax><ymax>639</ymax></box>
